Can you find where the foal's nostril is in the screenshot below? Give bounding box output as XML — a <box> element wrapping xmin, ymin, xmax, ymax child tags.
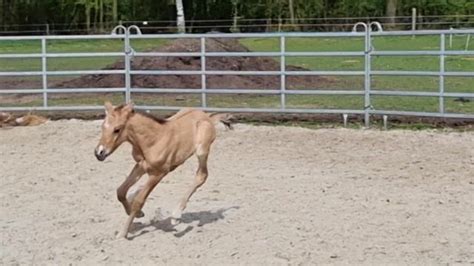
<box><xmin>95</xmin><ymin>146</ymin><xmax>107</xmax><ymax>161</ymax></box>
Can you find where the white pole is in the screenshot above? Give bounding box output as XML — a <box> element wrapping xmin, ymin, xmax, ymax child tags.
<box><xmin>411</xmin><ymin>8</ymin><xmax>416</xmax><ymax>38</ymax></box>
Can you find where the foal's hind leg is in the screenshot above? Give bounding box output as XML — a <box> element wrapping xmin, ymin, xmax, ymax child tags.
<box><xmin>117</xmin><ymin>163</ymin><xmax>145</xmax><ymax>217</ymax></box>
<box><xmin>172</xmin><ymin>122</ymin><xmax>215</xmax><ymax>224</ymax></box>
<box><xmin>171</xmin><ymin>150</ymin><xmax>209</xmax><ymax>224</ymax></box>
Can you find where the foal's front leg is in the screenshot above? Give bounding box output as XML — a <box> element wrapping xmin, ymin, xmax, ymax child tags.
<box><xmin>118</xmin><ymin>173</ymin><xmax>165</xmax><ymax>239</ymax></box>
<box><xmin>116</xmin><ymin>163</ymin><xmax>145</xmax><ymax>217</ymax></box>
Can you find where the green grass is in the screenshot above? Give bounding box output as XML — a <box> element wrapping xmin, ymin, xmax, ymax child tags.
<box><xmin>0</xmin><ymin>35</ymin><xmax>473</xmax><ymax>115</ymax></box>
<box><xmin>0</xmin><ymin>39</ymin><xmax>168</xmax><ymax>71</ymax></box>
<box><xmin>0</xmin><ymin>39</ymin><xmax>168</xmax><ymax>54</ymax></box>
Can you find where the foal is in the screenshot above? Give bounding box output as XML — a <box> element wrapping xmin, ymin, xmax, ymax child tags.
<box><xmin>94</xmin><ymin>102</ymin><xmax>231</xmax><ymax>238</ymax></box>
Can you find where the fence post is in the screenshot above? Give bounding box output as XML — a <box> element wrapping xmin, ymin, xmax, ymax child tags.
<box><xmin>41</xmin><ymin>38</ymin><xmax>48</xmax><ymax>108</ymax></box>
<box><xmin>465</xmin><ymin>34</ymin><xmax>471</xmax><ymax>51</ymax></box>
<box><xmin>449</xmin><ymin>28</ymin><xmax>453</xmax><ymax>49</ymax></box>
<box><xmin>280</xmin><ymin>35</ymin><xmax>286</xmax><ymax>110</ymax></box>
<box><xmin>364</xmin><ymin>24</ymin><xmax>372</xmax><ymax>127</ymax></box>
<box><xmin>411</xmin><ymin>8</ymin><xmax>416</xmax><ymax>35</ymax></box>
<box><xmin>124</xmin><ymin>29</ymin><xmax>131</xmax><ymax>104</ymax></box>
<box><xmin>439</xmin><ymin>33</ymin><xmax>445</xmax><ymax>114</ymax></box>
<box><xmin>201</xmin><ymin>37</ymin><xmax>207</xmax><ymax>108</ymax></box>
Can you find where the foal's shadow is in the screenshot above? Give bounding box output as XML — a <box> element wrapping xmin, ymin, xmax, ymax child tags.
<box><xmin>129</xmin><ymin>206</ymin><xmax>239</xmax><ymax>240</ymax></box>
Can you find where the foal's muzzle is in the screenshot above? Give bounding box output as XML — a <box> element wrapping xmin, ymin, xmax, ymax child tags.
<box><xmin>94</xmin><ymin>145</ymin><xmax>109</xmax><ymax>161</ymax></box>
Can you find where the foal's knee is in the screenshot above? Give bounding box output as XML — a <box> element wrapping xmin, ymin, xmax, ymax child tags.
<box><xmin>116</xmin><ymin>187</ymin><xmax>127</xmax><ymax>203</ymax></box>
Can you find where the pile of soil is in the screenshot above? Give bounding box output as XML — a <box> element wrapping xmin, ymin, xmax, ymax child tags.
<box><xmin>56</xmin><ymin>38</ymin><xmax>330</xmax><ymax>89</ymax></box>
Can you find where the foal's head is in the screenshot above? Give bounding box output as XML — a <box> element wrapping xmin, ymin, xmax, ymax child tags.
<box><xmin>94</xmin><ymin>102</ymin><xmax>134</xmax><ymax>161</ymax></box>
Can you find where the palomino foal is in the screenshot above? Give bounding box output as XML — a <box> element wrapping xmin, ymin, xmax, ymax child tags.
<box><xmin>94</xmin><ymin>102</ymin><xmax>231</xmax><ymax>239</ymax></box>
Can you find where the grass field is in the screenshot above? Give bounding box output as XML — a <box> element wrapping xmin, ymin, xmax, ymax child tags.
<box><xmin>0</xmin><ymin>34</ymin><xmax>473</xmax><ymax>114</ymax></box>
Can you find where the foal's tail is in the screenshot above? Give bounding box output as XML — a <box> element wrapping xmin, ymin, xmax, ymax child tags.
<box><xmin>209</xmin><ymin>113</ymin><xmax>234</xmax><ymax>130</ymax></box>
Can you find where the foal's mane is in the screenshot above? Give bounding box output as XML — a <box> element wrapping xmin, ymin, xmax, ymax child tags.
<box><xmin>137</xmin><ymin>111</ymin><xmax>168</xmax><ymax>124</ymax></box>
<box><xmin>115</xmin><ymin>104</ymin><xmax>167</xmax><ymax>124</ymax></box>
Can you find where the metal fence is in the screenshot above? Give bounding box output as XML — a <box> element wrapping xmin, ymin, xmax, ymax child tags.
<box><xmin>0</xmin><ymin>24</ymin><xmax>473</xmax><ymax>126</ymax></box>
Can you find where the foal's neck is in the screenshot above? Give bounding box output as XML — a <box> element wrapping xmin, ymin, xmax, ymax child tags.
<box><xmin>125</xmin><ymin>113</ymin><xmax>167</xmax><ymax>149</ymax></box>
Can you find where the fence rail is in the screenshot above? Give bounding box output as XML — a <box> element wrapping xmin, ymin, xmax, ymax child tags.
<box><xmin>0</xmin><ymin>25</ymin><xmax>473</xmax><ymax>126</ymax></box>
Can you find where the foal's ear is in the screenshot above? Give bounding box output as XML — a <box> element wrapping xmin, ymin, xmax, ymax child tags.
<box><xmin>122</xmin><ymin>102</ymin><xmax>134</xmax><ymax>116</ymax></box>
<box><xmin>104</xmin><ymin>101</ymin><xmax>113</xmax><ymax>115</ymax></box>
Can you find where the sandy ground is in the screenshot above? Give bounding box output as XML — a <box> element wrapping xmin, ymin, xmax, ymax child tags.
<box><xmin>1</xmin><ymin>120</ymin><xmax>473</xmax><ymax>265</ymax></box>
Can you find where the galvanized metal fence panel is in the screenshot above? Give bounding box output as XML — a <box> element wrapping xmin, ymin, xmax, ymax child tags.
<box><xmin>0</xmin><ymin>27</ymin><xmax>473</xmax><ymax>125</ymax></box>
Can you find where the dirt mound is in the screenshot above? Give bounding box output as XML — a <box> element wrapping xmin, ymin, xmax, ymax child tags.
<box><xmin>56</xmin><ymin>38</ymin><xmax>329</xmax><ymax>90</ymax></box>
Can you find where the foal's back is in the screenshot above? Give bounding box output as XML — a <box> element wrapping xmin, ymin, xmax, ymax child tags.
<box><xmin>167</xmin><ymin>108</ymin><xmax>216</xmax><ymax>134</ymax></box>
<box><xmin>164</xmin><ymin>108</ymin><xmax>217</xmax><ymax>157</ymax></box>
<box><xmin>167</xmin><ymin>108</ymin><xmax>212</xmax><ymax>123</ymax></box>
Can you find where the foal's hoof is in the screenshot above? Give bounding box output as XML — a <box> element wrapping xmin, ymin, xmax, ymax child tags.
<box><xmin>170</xmin><ymin>218</ymin><xmax>180</xmax><ymax>226</ymax></box>
<box><xmin>135</xmin><ymin>210</ymin><xmax>145</xmax><ymax>218</ymax></box>
<box><xmin>117</xmin><ymin>232</ymin><xmax>128</xmax><ymax>239</ymax></box>
<box><xmin>171</xmin><ymin>209</ymin><xmax>182</xmax><ymax>225</ymax></box>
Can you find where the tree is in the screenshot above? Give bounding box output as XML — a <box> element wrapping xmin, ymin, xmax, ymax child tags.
<box><xmin>386</xmin><ymin>0</ymin><xmax>398</xmax><ymax>28</ymax></box>
<box><xmin>289</xmin><ymin>0</ymin><xmax>295</xmax><ymax>27</ymax></box>
<box><xmin>176</xmin><ymin>0</ymin><xmax>185</xmax><ymax>33</ymax></box>
<box><xmin>112</xmin><ymin>0</ymin><xmax>117</xmax><ymax>24</ymax></box>
<box><xmin>1</xmin><ymin>0</ymin><xmax>473</xmax><ymax>34</ymax></box>
<box><xmin>231</xmin><ymin>0</ymin><xmax>240</xmax><ymax>32</ymax></box>
<box><xmin>76</xmin><ymin>0</ymin><xmax>94</xmax><ymax>33</ymax></box>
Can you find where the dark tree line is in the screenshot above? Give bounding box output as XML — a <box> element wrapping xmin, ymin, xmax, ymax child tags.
<box><xmin>0</xmin><ymin>0</ymin><xmax>473</xmax><ymax>34</ymax></box>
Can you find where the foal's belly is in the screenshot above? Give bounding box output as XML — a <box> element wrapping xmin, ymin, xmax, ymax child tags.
<box><xmin>146</xmin><ymin>146</ymin><xmax>194</xmax><ymax>174</ymax></box>
<box><xmin>168</xmin><ymin>150</ymin><xmax>195</xmax><ymax>172</ymax></box>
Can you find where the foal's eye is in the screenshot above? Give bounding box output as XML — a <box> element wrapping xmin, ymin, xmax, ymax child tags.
<box><xmin>113</xmin><ymin>128</ymin><xmax>121</xmax><ymax>134</ymax></box>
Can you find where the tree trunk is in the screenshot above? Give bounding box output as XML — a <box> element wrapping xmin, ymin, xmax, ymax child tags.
<box><xmin>85</xmin><ymin>6</ymin><xmax>91</xmax><ymax>33</ymax></box>
<box><xmin>175</xmin><ymin>0</ymin><xmax>185</xmax><ymax>33</ymax></box>
<box><xmin>99</xmin><ymin>0</ymin><xmax>103</xmax><ymax>32</ymax></box>
<box><xmin>386</xmin><ymin>0</ymin><xmax>398</xmax><ymax>28</ymax></box>
<box><xmin>93</xmin><ymin>0</ymin><xmax>98</xmax><ymax>32</ymax></box>
<box><xmin>289</xmin><ymin>0</ymin><xmax>296</xmax><ymax>31</ymax></box>
<box><xmin>3</xmin><ymin>0</ymin><xmax>13</xmax><ymax>31</ymax></box>
<box><xmin>1</xmin><ymin>0</ymin><xmax>4</xmax><ymax>31</ymax></box>
<box><xmin>112</xmin><ymin>0</ymin><xmax>117</xmax><ymax>24</ymax></box>
<box><xmin>231</xmin><ymin>0</ymin><xmax>239</xmax><ymax>32</ymax></box>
